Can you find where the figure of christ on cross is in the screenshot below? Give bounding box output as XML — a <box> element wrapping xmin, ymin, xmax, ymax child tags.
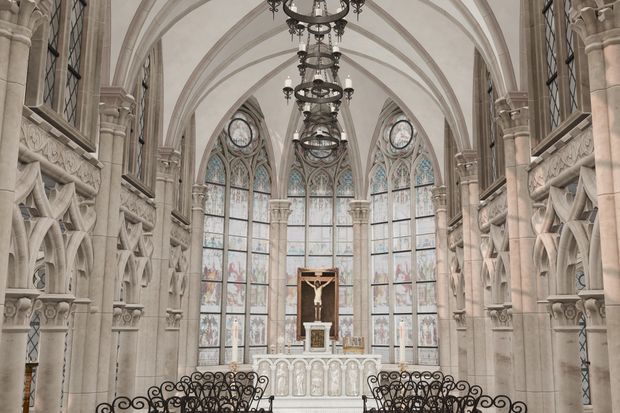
<box><xmin>305</xmin><ymin>277</ymin><xmax>334</xmax><ymax>321</ymax></box>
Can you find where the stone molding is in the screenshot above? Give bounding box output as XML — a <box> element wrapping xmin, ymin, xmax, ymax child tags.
<box><xmin>348</xmin><ymin>200</ymin><xmax>370</xmax><ymax>224</ymax></box>
<box><xmin>528</xmin><ymin>118</ymin><xmax>594</xmax><ymax>199</ymax></box>
<box><xmin>120</xmin><ymin>181</ymin><xmax>156</xmax><ymax>229</ymax></box>
<box><xmin>478</xmin><ymin>186</ymin><xmax>507</xmax><ymax>232</ymax></box>
<box><xmin>0</xmin><ymin>0</ymin><xmax>51</xmax><ymax>32</ymax></box>
<box><xmin>157</xmin><ymin>147</ymin><xmax>181</xmax><ymax>179</ymax></box>
<box><xmin>166</xmin><ymin>308</ymin><xmax>183</xmax><ymax>330</ymax></box>
<box><xmin>37</xmin><ymin>294</ymin><xmax>73</xmax><ymax>331</ymax></box>
<box><xmin>99</xmin><ymin>87</ymin><xmax>134</xmax><ymax>133</ymax></box>
<box><xmin>3</xmin><ymin>289</ymin><xmax>40</xmax><ymax>331</ymax></box>
<box><xmin>448</xmin><ymin>221</ymin><xmax>463</xmax><ymax>250</ymax></box>
<box><xmin>453</xmin><ymin>310</ymin><xmax>467</xmax><ymax>329</ymax></box>
<box><xmin>571</xmin><ymin>0</ymin><xmax>620</xmax><ymax>45</ymax></box>
<box><xmin>19</xmin><ymin>109</ymin><xmax>103</xmax><ymax>195</ymax></box>
<box><xmin>192</xmin><ymin>184</ymin><xmax>208</xmax><ymax>209</ymax></box>
<box><xmin>488</xmin><ymin>304</ymin><xmax>513</xmax><ymax>329</ymax></box>
<box><xmin>578</xmin><ymin>290</ymin><xmax>606</xmax><ymax>326</ymax></box>
<box><xmin>269</xmin><ymin>199</ymin><xmax>292</xmax><ymax>224</ymax></box>
<box><xmin>547</xmin><ymin>295</ymin><xmax>583</xmax><ymax>329</ymax></box>
<box><xmin>431</xmin><ymin>186</ymin><xmax>447</xmax><ymax>212</ymax></box>
<box><xmin>455</xmin><ymin>150</ymin><xmax>478</xmax><ymax>182</ymax></box>
<box><xmin>170</xmin><ymin>216</ymin><xmax>190</xmax><ymax>249</ymax></box>
<box><xmin>495</xmin><ymin>92</ymin><xmax>529</xmax><ymax>133</ymax></box>
<box><xmin>112</xmin><ymin>302</ymin><xmax>144</xmax><ymax>331</ymax></box>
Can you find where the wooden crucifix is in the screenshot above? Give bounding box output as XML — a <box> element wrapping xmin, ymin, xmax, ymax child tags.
<box><xmin>297</xmin><ymin>268</ymin><xmax>339</xmax><ymax>340</ymax></box>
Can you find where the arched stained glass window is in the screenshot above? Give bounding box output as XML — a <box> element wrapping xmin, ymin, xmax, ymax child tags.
<box><xmin>286</xmin><ymin>148</ymin><xmax>355</xmax><ymax>351</ymax></box>
<box><xmin>199</xmin><ymin>110</ymin><xmax>271</xmax><ymax>366</ymax></box>
<box><xmin>369</xmin><ymin>111</ymin><xmax>438</xmax><ymax>365</ymax></box>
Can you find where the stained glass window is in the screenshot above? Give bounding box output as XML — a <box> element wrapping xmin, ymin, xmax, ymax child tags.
<box><xmin>286</xmin><ymin>149</ymin><xmax>355</xmax><ymax>350</ymax></box>
<box><xmin>199</xmin><ymin>110</ymin><xmax>271</xmax><ymax>365</ymax></box>
<box><xmin>370</xmin><ymin>112</ymin><xmax>438</xmax><ymax>365</ymax></box>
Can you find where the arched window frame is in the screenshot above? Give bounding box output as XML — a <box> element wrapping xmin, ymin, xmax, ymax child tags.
<box><xmin>369</xmin><ymin>111</ymin><xmax>439</xmax><ymax>365</ymax></box>
<box><xmin>444</xmin><ymin>121</ymin><xmax>461</xmax><ymax>221</ymax></box>
<box><xmin>25</xmin><ymin>0</ymin><xmax>103</xmax><ymax>151</ymax></box>
<box><xmin>474</xmin><ymin>51</ymin><xmax>505</xmax><ymax>196</ymax></box>
<box><xmin>199</xmin><ymin>108</ymin><xmax>272</xmax><ymax>366</ymax></box>
<box><xmin>525</xmin><ymin>0</ymin><xmax>590</xmax><ymax>154</ymax></box>
<box><xmin>122</xmin><ymin>44</ymin><xmax>163</xmax><ymax>195</ymax></box>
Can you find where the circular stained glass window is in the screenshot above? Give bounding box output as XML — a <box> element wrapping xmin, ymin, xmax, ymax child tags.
<box><xmin>389</xmin><ymin>119</ymin><xmax>414</xmax><ymax>150</ymax></box>
<box><xmin>228</xmin><ymin>118</ymin><xmax>253</xmax><ymax>148</ymax></box>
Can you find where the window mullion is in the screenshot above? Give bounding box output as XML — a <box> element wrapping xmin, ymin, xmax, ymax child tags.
<box><xmin>51</xmin><ymin>0</ymin><xmax>71</xmax><ymax>113</ymax></box>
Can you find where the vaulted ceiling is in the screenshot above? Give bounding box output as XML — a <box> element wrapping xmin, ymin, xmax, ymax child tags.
<box><xmin>106</xmin><ymin>0</ymin><xmax>523</xmax><ymax>189</ymax></box>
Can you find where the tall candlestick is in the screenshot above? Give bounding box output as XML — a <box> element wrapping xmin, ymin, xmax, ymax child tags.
<box><xmin>399</xmin><ymin>320</ymin><xmax>406</xmax><ymax>364</ymax></box>
<box><xmin>232</xmin><ymin>318</ymin><xmax>239</xmax><ymax>363</ymax></box>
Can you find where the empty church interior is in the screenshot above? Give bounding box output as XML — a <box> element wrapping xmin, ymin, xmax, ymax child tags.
<box><xmin>0</xmin><ymin>0</ymin><xmax>619</xmax><ymax>412</ymax></box>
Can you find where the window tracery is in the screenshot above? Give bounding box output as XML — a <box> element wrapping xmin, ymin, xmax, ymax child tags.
<box><xmin>199</xmin><ymin>109</ymin><xmax>271</xmax><ymax>365</ymax></box>
<box><xmin>369</xmin><ymin>112</ymin><xmax>438</xmax><ymax>365</ymax></box>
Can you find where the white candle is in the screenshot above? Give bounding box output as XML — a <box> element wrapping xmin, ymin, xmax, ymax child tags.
<box><xmin>232</xmin><ymin>318</ymin><xmax>239</xmax><ymax>363</ymax></box>
<box><xmin>290</xmin><ymin>2</ymin><xmax>297</xmax><ymax>13</ymax></box>
<box><xmin>336</xmin><ymin>7</ymin><xmax>343</xmax><ymax>13</ymax></box>
<box><xmin>284</xmin><ymin>76</ymin><xmax>292</xmax><ymax>88</ymax></box>
<box><xmin>315</xmin><ymin>7</ymin><xmax>323</xmax><ymax>16</ymax></box>
<box><xmin>341</xmin><ymin>131</ymin><xmax>347</xmax><ymax>142</ymax></box>
<box><xmin>332</xmin><ymin>44</ymin><xmax>340</xmax><ymax>54</ymax></box>
<box><xmin>293</xmin><ymin>131</ymin><xmax>300</xmax><ymax>141</ymax></box>
<box><xmin>298</xmin><ymin>42</ymin><xmax>307</xmax><ymax>52</ymax></box>
<box><xmin>314</xmin><ymin>72</ymin><xmax>324</xmax><ymax>82</ymax></box>
<box><xmin>399</xmin><ymin>320</ymin><xmax>406</xmax><ymax>363</ymax></box>
<box><xmin>345</xmin><ymin>75</ymin><xmax>353</xmax><ymax>89</ymax></box>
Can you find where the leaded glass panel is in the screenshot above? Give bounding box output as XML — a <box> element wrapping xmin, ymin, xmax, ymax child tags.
<box><xmin>543</xmin><ymin>0</ymin><xmax>561</xmax><ymax>128</ymax></box>
<box><xmin>44</xmin><ymin>0</ymin><xmax>62</xmax><ymax>106</ymax></box>
<box><xmin>202</xmin><ymin>249</ymin><xmax>223</xmax><ymax>281</ymax></box>
<box><xmin>308</xmin><ymin>198</ymin><xmax>333</xmax><ymax>225</ymax></box>
<box><xmin>199</xmin><ymin>314</ymin><xmax>220</xmax><ymax>347</ymax></box>
<box><xmin>64</xmin><ymin>0</ymin><xmax>87</xmax><ymax>124</ymax></box>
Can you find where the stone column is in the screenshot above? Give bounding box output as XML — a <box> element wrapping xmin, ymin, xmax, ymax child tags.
<box><xmin>432</xmin><ymin>187</ymin><xmax>452</xmax><ymax>373</ymax></box>
<box><xmin>455</xmin><ymin>151</ymin><xmax>487</xmax><ymax>386</ymax></box>
<box><xmin>0</xmin><ymin>289</ymin><xmax>39</xmax><ymax>410</ymax></box>
<box><xmin>548</xmin><ymin>296</ymin><xmax>584</xmax><ymax>413</ymax></box>
<box><xmin>110</xmin><ymin>303</ymin><xmax>143</xmax><ymax>399</ymax></box>
<box><xmin>488</xmin><ymin>304</ymin><xmax>514</xmax><ymax>397</ymax></box>
<box><xmin>453</xmin><ymin>310</ymin><xmax>468</xmax><ymax>380</ymax></box>
<box><xmin>267</xmin><ymin>200</ymin><xmax>291</xmax><ymax>347</ymax></box>
<box><xmin>348</xmin><ymin>200</ymin><xmax>370</xmax><ymax>347</ymax></box>
<box><xmin>579</xmin><ymin>291</ymin><xmax>612</xmax><ymax>413</ymax></box>
<box><xmin>74</xmin><ymin>87</ymin><xmax>132</xmax><ymax>411</ymax></box>
<box><xmin>184</xmin><ymin>184</ymin><xmax>206</xmax><ymax>373</ymax></box>
<box><xmin>571</xmin><ymin>4</ymin><xmax>620</xmax><ymax>410</ymax></box>
<box><xmin>33</xmin><ymin>295</ymin><xmax>73</xmax><ymax>413</ymax></box>
<box><xmin>0</xmin><ymin>0</ymin><xmax>50</xmax><ymax>338</ymax></box>
<box><xmin>164</xmin><ymin>309</ymin><xmax>183</xmax><ymax>379</ymax></box>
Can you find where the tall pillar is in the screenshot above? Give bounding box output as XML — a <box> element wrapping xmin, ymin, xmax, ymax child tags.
<box><xmin>432</xmin><ymin>187</ymin><xmax>452</xmax><ymax>373</ymax></box>
<box><xmin>548</xmin><ymin>296</ymin><xmax>584</xmax><ymax>413</ymax></box>
<box><xmin>0</xmin><ymin>290</ymin><xmax>39</xmax><ymax>410</ymax></box>
<box><xmin>488</xmin><ymin>304</ymin><xmax>514</xmax><ymax>397</ymax></box>
<box><xmin>111</xmin><ymin>303</ymin><xmax>143</xmax><ymax>399</ymax></box>
<box><xmin>455</xmin><ymin>151</ymin><xmax>487</xmax><ymax>387</ymax></box>
<box><xmin>349</xmin><ymin>200</ymin><xmax>370</xmax><ymax>347</ymax></box>
<box><xmin>0</xmin><ymin>0</ymin><xmax>50</xmax><ymax>338</ymax></box>
<box><xmin>184</xmin><ymin>184</ymin><xmax>206</xmax><ymax>373</ymax></box>
<box><xmin>571</xmin><ymin>4</ymin><xmax>620</xmax><ymax>410</ymax></box>
<box><xmin>267</xmin><ymin>200</ymin><xmax>291</xmax><ymax>347</ymax></box>
<box><xmin>33</xmin><ymin>295</ymin><xmax>73</xmax><ymax>413</ymax></box>
<box><xmin>72</xmin><ymin>87</ymin><xmax>132</xmax><ymax>411</ymax></box>
<box><xmin>453</xmin><ymin>310</ymin><xmax>468</xmax><ymax>380</ymax></box>
<box><xmin>580</xmin><ymin>291</ymin><xmax>612</xmax><ymax>413</ymax></box>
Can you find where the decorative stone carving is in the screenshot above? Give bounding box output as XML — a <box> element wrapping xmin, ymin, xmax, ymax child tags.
<box><xmin>192</xmin><ymin>184</ymin><xmax>207</xmax><ymax>208</ymax></box>
<box><xmin>275</xmin><ymin>362</ymin><xmax>289</xmax><ymax>396</ymax></box>
<box><xmin>488</xmin><ymin>304</ymin><xmax>513</xmax><ymax>329</ymax></box>
<box><xmin>528</xmin><ymin>119</ymin><xmax>594</xmax><ymax>197</ymax></box>
<box><xmin>453</xmin><ymin>310</ymin><xmax>467</xmax><ymax>329</ymax></box>
<box><xmin>570</xmin><ymin>0</ymin><xmax>620</xmax><ymax>41</ymax></box>
<box><xmin>3</xmin><ymin>290</ymin><xmax>40</xmax><ymax>330</ymax></box>
<box><xmin>495</xmin><ymin>92</ymin><xmax>529</xmax><ymax>132</ymax></box>
<box><xmin>348</xmin><ymin>200</ymin><xmax>370</xmax><ymax>224</ymax></box>
<box><xmin>328</xmin><ymin>362</ymin><xmax>341</xmax><ymax>396</ymax></box>
<box><xmin>120</xmin><ymin>183</ymin><xmax>156</xmax><ymax>229</ymax></box>
<box><xmin>19</xmin><ymin>113</ymin><xmax>102</xmax><ymax>195</ymax></box>
<box><xmin>547</xmin><ymin>296</ymin><xmax>582</xmax><ymax>328</ymax></box>
<box><xmin>579</xmin><ymin>290</ymin><xmax>606</xmax><ymax>326</ymax></box>
<box><xmin>478</xmin><ymin>187</ymin><xmax>507</xmax><ymax>231</ymax></box>
<box><xmin>431</xmin><ymin>186</ymin><xmax>447</xmax><ymax>212</ymax></box>
<box><xmin>112</xmin><ymin>303</ymin><xmax>144</xmax><ymax>330</ymax></box>
<box><xmin>346</xmin><ymin>362</ymin><xmax>360</xmax><ymax>397</ymax></box>
<box><xmin>448</xmin><ymin>222</ymin><xmax>463</xmax><ymax>250</ymax></box>
<box><xmin>170</xmin><ymin>218</ymin><xmax>190</xmax><ymax>249</ymax></box>
<box><xmin>455</xmin><ymin>150</ymin><xmax>478</xmax><ymax>181</ymax></box>
<box><xmin>310</xmin><ymin>362</ymin><xmax>323</xmax><ymax>396</ymax></box>
<box><xmin>0</xmin><ymin>0</ymin><xmax>52</xmax><ymax>31</ymax></box>
<box><xmin>157</xmin><ymin>147</ymin><xmax>181</xmax><ymax>178</ymax></box>
<box><xmin>166</xmin><ymin>308</ymin><xmax>183</xmax><ymax>330</ymax></box>
<box><xmin>269</xmin><ymin>199</ymin><xmax>292</xmax><ymax>223</ymax></box>
<box><xmin>293</xmin><ymin>362</ymin><xmax>306</xmax><ymax>396</ymax></box>
<box><xmin>38</xmin><ymin>295</ymin><xmax>73</xmax><ymax>330</ymax></box>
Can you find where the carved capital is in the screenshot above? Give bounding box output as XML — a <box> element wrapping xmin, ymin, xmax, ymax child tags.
<box><xmin>3</xmin><ymin>289</ymin><xmax>40</xmax><ymax>331</ymax></box>
<box><xmin>547</xmin><ymin>295</ymin><xmax>583</xmax><ymax>328</ymax></box>
<box><xmin>157</xmin><ymin>147</ymin><xmax>181</xmax><ymax>178</ymax></box>
<box><xmin>488</xmin><ymin>304</ymin><xmax>513</xmax><ymax>329</ymax></box>
<box><xmin>99</xmin><ymin>87</ymin><xmax>134</xmax><ymax>133</ymax></box>
<box><xmin>495</xmin><ymin>92</ymin><xmax>529</xmax><ymax>134</ymax></box>
<box><xmin>455</xmin><ymin>150</ymin><xmax>478</xmax><ymax>181</ymax></box>
<box><xmin>112</xmin><ymin>303</ymin><xmax>144</xmax><ymax>331</ymax></box>
<box><xmin>453</xmin><ymin>310</ymin><xmax>467</xmax><ymax>329</ymax></box>
<box><xmin>570</xmin><ymin>0</ymin><xmax>620</xmax><ymax>45</ymax></box>
<box><xmin>269</xmin><ymin>199</ymin><xmax>292</xmax><ymax>224</ymax></box>
<box><xmin>37</xmin><ymin>294</ymin><xmax>73</xmax><ymax>330</ymax></box>
<box><xmin>166</xmin><ymin>308</ymin><xmax>183</xmax><ymax>330</ymax></box>
<box><xmin>192</xmin><ymin>184</ymin><xmax>208</xmax><ymax>208</ymax></box>
<box><xmin>431</xmin><ymin>186</ymin><xmax>447</xmax><ymax>212</ymax></box>
<box><xmin>348</xmin><ymin>200</ymin><xmax>370</xmax><ymax>224</ymax></box>
<box><xmin>0</xmin><ymin>0</ymin><xmax>51</xmax><ymax>33</ymax></box>
<box><xmin>578</xmin><ymin>290</ymin><xmax>606</xmax><ymax>326</ymax></box>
